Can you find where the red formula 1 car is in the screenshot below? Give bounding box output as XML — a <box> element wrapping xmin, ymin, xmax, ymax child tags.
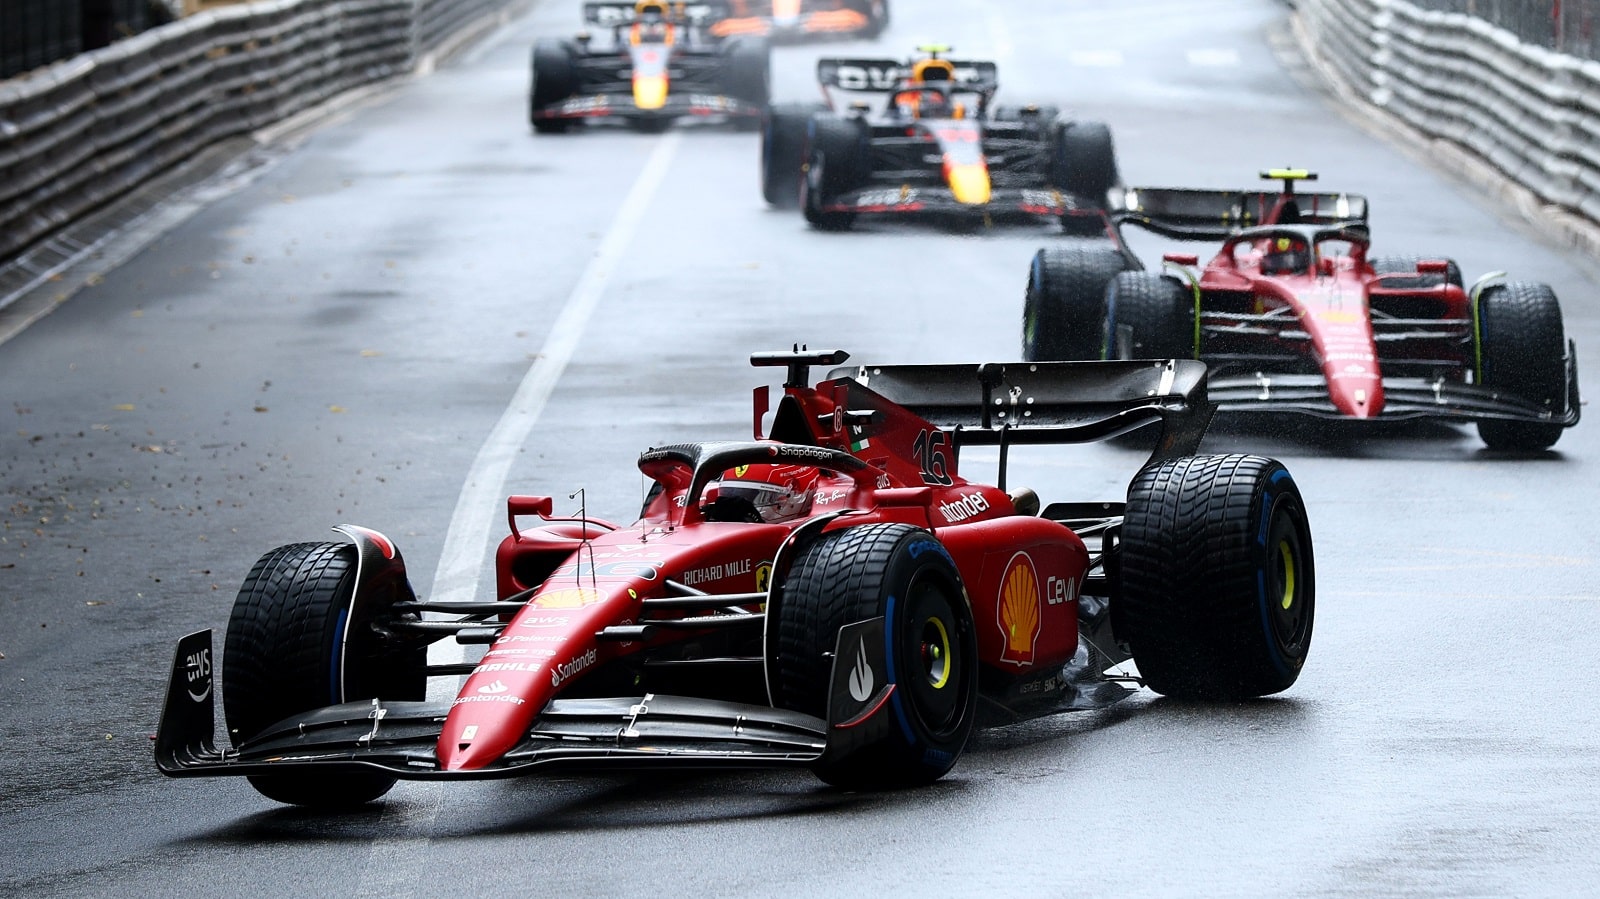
<box><xmin>1022</xmin><ymin>170</ymin><xmax>1582</xmax><ymax>450</ymax></box>
<box><xmin>709</xmin><ymin>0</ymin><xmax>889</xmax><ymax>41</ymax></box>
<box><xmin>156</xmin><ymin>349</ymin><xmax>1314</xmax><ymax>807</ymax></box>
<box><xmin>529</xmin><ymin>1</ymin><xmax>769</xmax><ymax>133</ymax></box>
<box><xmin>760</xmin><ymin>47</ymin><xmax>1120</xmax><ymax>231</ymax></box>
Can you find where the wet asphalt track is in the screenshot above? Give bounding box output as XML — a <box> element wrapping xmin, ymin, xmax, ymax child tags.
<box><xmin>2</xmin><ymin>0</ymin><xmax>1599</xmax><ymax>895</ymax></box>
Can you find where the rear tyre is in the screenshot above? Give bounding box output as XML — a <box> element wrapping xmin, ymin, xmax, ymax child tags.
<box><xmin>1052</xmin><ymin>119</ymin><xmax>1120</xmax><ymax>213</ymax></box>
<box><xmin>1106</xmin><ymin>270</ymin><xmax>1194</xmax><ymax>360</ymax></box>
<box><xmin>762</xmin><ymin>102</ymin><xmax>825</xmax><ymax>208</ymax></box>
<box><xmin>801</xmin><ymin>115</ymin><xmax>868</xmax><ymax>231</ymax></box>
<box><xmin>530</xmin><ymin>39</ymin><xmax>577</xmax><ymax>134</ymax></box>
<box><xmin>223</xmin><ymin>541</ymin><xmax>425</xmax><ymax>806</ymax></box>
<box><xmin>1475</xmin><ymin>281</ymin><xmax>1569</xmax><ymax>451</ymax></box>
<box><xmin>1022</xmin><ymin>240</ymin><xmax>1128</xmax><ymax>361</ymax></box>
<box><xmin>773</xmin><ymin>524</ymin><xmax>978</xmax><ymax>788</ymax></box>
<box><xmin>1117</xmin><ymin>455</ymin><xmax>1315</xmax><ymax>699</ymax></box>
<box><xmin>1370</xmin><ymin>254</ymin><xmax>1464</xmax><ymax>289</ymax></box>
<box><xmin>722</xmin><ymin>36</ymin><xmax>771</xmax><ymax>109</ymax></box>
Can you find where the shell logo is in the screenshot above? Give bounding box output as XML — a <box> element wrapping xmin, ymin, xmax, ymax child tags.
<box><xmin>997</xmin><ymin>552</ymin><xmax>1042</xmax><ymax>666</ymax></box>
<box><xmin>532</xmin><ymin>588</ymin><xmax>603</xmax><ymax>609</ymax></box>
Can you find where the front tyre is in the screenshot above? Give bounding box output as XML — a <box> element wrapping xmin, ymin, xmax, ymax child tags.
<box><xmin>773</xmin><ymin>524</ymin><xmax>978</xmax><ymax>788</ymax></box>
<box><xmin>223</xmin><ymin>541</ymin><xmax>424</xmax><ymax>806</ymax></box>
<box><xmin>801</xmin><ymin>116</ymin><xmax>867</xmax><ymax>231</ymax></box>
<box><xmin>530</xmin><ymin>39</ymin><xmax>577</xmax><ymax>134</ymax></box>
<box><xmin>1117</xmin><ymin>455</ymin><xmax>1315</xmax><ymax>699</ymax></box>
<box><xmin>762</xmin><ymin>102</ymin><xmax>824</xmax><ymax>208</ymax></box>
<box><xmin>1475</xmin><ymin>281</ymin><xmax>1569</xmax><ymax>451</ymax></box>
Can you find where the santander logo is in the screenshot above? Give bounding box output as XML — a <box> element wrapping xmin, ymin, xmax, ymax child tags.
<box><xmin>938</xmin><ymin>491</ymin><xmax>990</xmax><ymax>523</ymax></box>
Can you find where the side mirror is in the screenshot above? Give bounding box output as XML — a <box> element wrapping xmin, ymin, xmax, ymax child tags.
<box><xmin>1162</xmin><ymin>252</ymin><xmax>1199</xmax><ymax>266</ymax></box>
<box><xmin>1418</xmin><ymin>260</ymin><xmax>1450</xmax><ymax>274</ymax></box>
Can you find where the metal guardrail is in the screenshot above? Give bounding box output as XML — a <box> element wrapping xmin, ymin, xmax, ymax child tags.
<box><xmin>1298</xmin><ymin>0</ymin><xmax>1600</xmax><ymax>226</ymax></box>
<box><xmin>1407</xmin><ymin>0</ymin><xmax>1600</xmax><ymax>60</ymax></box>
<box><xmin>0</xmin><ymin>0</ymin><xmax>510</xmax><ymax>266</ymax></box>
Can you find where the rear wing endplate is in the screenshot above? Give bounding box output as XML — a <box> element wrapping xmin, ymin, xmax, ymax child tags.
<box><xmin>828</xmin><ymin>359</ymin><xmax>1215</xmax><ymax>468</ymax></box>
<box><xmin>1108</xmin><ymin>186</ymin><xmax>1369</xmax><ymax>240</ymax></box>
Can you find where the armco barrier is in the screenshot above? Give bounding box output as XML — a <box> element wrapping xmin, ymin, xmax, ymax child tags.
<box><xmin>0</xmin><ymin>0</ymin><xmax>511</xmax><ymax>267</ymax></box>
<box><xmin>1298</xmin><ymin>0</ymin><xmax>1600</xmax><ymax>226</ymax></box>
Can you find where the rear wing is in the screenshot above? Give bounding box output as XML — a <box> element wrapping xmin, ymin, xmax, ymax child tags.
<box><xmin>1108</xmin><ymin>186</ymin><xmax>1369</xmax><ymax>241</ymax></box>
<box><xmin>826</xmin><ymin>359</ymin><xmax>1214</xmax><ymax>470</ymax></box>
<box><xmin>584</xmin><ymin>1</ymin><xmax>727</xmax><ymax>26</ymax></box>
<box><xmin>817</xmin><ymin>58</ymin><xmax>999</xmax><ymax>92</ymax></box>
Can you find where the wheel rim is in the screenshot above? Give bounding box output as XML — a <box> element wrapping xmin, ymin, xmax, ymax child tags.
<box><xmin>900</xmin><ymin>573</ymin><xmax>966</xmax><ymax>735</ymax></box>
<box><xmin>1266</xmin><ymin>509</ymin><xmax>1311</xmax><ymax>653</ymax></box>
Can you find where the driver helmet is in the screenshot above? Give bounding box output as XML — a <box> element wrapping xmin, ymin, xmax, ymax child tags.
<box><xmin>894</xmin><ymin>87</ymin><xmax>951</xmax><ymax>119</ymax></box>
<box><xmin>1261</xmin><ymin>235</ymin><xmax>1311</xmax><ymax>274</ymax></box>
<box><xmin>633</xmin><ymin>0</ymin><xmax>670</xmax><ymax>38</ymax></box>
<box><xmin>710</xmin><ymin>463</ymin><xmax>818</xmax><ymax>524</ymax></box>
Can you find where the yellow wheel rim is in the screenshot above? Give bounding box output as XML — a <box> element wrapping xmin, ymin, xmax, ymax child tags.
<box><xmin>925</xmin><ymin>616</ymin><xmax>951</xmax><ymax>689</ymax></box>
<box><xmin>1278</xmin><ymin>540</ymin><xmax>1297</xmax><ymax>610</ymax></box>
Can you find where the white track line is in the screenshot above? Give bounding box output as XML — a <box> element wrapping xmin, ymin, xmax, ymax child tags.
<box><xmin>426</xmin><ymin>129</ymin><xmax>683</xmax><ymax>683</ymax></box>
<box><xmin>353</xmin><ymin>133</ymin><xmax>680</xmax><ymax>897</ymax></box>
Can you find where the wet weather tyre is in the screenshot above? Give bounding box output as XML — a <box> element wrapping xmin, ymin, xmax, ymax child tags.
<box><xmin>762</xmin><ymin>102</ymin><xmax>824</xmax><ymax>208</ymax></box>
<box><xmin>530</xmin><ymin>39</ymin><xmax>576</xmax><ymax>133</ymax></box>
<box><xmin>1117</xmin><ymin>454</ymin><xmax>1315</xmax><ymax>699</ymax></box>
<box><xmin>801</xmin><ymin>115</ymin><xmax>868</xmax><ymax>231</ymax></box>
<box><xmin>1052</xmin><ymin>119</ymin><xmax>1119</xmax><ymax>213</ymax></box>
<box><xmin>1370</xmin><ymin>255</ymin><xmax>1464</xmax><ymax>289</ymax></box>
<box><xmin>223</xmin><ymin>542</ymin><xmax>423</xmax><ymax>806</ymax></box>
<box><xmin>773</xmin><ymin>524</ymin><xmax>978</xmax><ymax>788</ymax></box>
<box><xmin>1106</xmin><ymin>270</ymin><xmax>1194</xmax><ymax>360</ymax></box>
<box><xmin>1475</xmin><ymin>281</ymin><xmax>1569</xmax><ymax>451</ymax></box>
<box><xmin>722</xmin><ymin>36</ymin><xmax>771</xmax><ymax>110</ymax></box>
<box><xmin>1023</xmin><ymin>240</ymin><xmax>1127</xmax><ymax>361</ymax></box>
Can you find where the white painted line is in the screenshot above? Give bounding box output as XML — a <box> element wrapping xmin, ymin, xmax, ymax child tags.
<box><xmin>354</xmin><ymin>133</ymin><xmax>680</xmax><ymax>897</ymax></box>
<box><xmin>1067</xmin><ymin>50</ymin><xmax>1124</xmax><ymax>68</ymax></box>
<box><xmin>1187</xmin><ymin>48</ymin><xmax>1241</xmax><ymax>67</ymax></box>
<box><xmin>425</xmin><ymin>130</ymin><xmax>683</xmax><ymax>686</ymax></box>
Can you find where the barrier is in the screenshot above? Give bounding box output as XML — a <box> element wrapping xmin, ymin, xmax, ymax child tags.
<box><xmin>1297</xmin><ymin>0</ymin><xmax>1600</xmax><ymax>226</ymax></box>
<box><xmin>0</xmin><ymin>0</ymin><xmax>513</xmax><ymax>267</ymax></box>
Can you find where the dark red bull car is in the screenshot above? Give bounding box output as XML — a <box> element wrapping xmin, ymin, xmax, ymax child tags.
<box><xmin>1022</xmin><ymin>170</ymin><xmax>1582</xmax><ymax>450</ymax></box>
<box><xmin>529</xmin><ymin>1</ymin><xmax>769</xmax><ymax>133</ymax></box>
<box><xmin>761</xmin><ymin>47</ymin><xmax>1120</xmax><ymax>231</ymax></box>
<box><xmin>156</xmin><ymin>349</ymin><xmax>1314</xmax><ymax>807</ymax></box>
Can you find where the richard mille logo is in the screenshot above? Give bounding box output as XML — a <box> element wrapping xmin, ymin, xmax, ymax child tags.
<box><xmin>848</xmin><ymin>639</ymin><xmax>873</xmax><ymax>703</ymax></box>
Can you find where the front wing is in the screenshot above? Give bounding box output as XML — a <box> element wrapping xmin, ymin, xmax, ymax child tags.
<box><xmin>534</xmin><ymin>91</ymin><xmax>762</xmax><ymax>124</ymax></box>
<box><xmin>816</xmin><ymin>186</ymin><xmax>1078</xmax><ymax>225</ymax></box>
<box><xmin>1208</xmin><ymin>343</ymin><xmax>1581</xmax><ymax>427</ymax></box>
<box><xmin>156</xmin><ymin>622</ymin><xmax>897</xmax><ymax>781</ymax></box>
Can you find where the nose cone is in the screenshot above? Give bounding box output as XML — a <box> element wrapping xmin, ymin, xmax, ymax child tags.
<box><xmin>945</xmin><ymin>161</ymin><xmax>992</xmax><ymax>205</ymax></box>
<box><xmin>634</xmin><ymin>74</ymin><xmax>668</xmax><ymax>109</ymax></box>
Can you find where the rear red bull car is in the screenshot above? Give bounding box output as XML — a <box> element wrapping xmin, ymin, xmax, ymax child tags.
<box><xmin>157</xmin><ymin>349</ymin><xmax>1315</xmax><ymax>807</ymax></box>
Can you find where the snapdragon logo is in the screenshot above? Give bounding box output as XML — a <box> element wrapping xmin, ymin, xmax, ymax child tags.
<box><xmin>938</xmin><ymin>492</ymin><xmax>990</xmax><ymax>523</ymax></box>
<box><xmin>550</xmin><ymin>648</ymin><xmax>598</xmax><ymax>688</ymax></box>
